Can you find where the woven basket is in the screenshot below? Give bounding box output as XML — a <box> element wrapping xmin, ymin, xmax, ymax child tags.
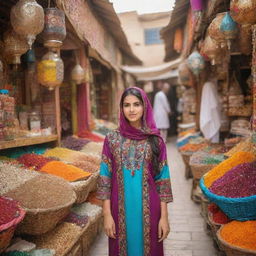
<box><xmin>191</xmin><ymin>164</ymin><xmax>217</xmax><ymax>180</ymax></box>
<box><xmin>7</xmin><ymin>175</ymin><xmax>77</xmax><ymax>235</ymax></box>
<box><xmin>181</xmin><ymin>152</ymin><xmax>193</xmax><ymax>179</ymax></box>
<box><xmin>200</xmin><ymin>195</ymin><xmax>210</xmax><ymax>220</ymax></box>
<box><xmin>0</xmin><ymin>197</ymin><xmax>26</xmax><ymax>253</ymax></box>
<box><xmin>200</xmin><ymin>177</ymin><xmax>256</xmax><ymax>221</ymax></box>
<box><xmin>81</xmin><ymin>212</ymin><xmax>103</xmax><ymax>254</ymax></box>
<box><xmin>217</xmin><ymin>227</ymin><xmax>256</xmax><ymax>256</ymax></box>
<box><xmin>208</xmin><ymin>212</ymin><xmax>222</xmax><ymax>234</ymax></box>
<box><xmin>71</xmin><ymin>171</ymin><xmax>99</xmax><ymax>204</ymax></box>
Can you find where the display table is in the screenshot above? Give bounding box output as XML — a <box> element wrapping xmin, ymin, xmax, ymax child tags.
<box><xmin>0</xmin><ymin>135</ymin><xmax>58</xmax><ymax>150</ymax></box>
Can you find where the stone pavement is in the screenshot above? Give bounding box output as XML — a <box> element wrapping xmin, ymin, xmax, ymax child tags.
<box><xmin>88</xmin><ymin>137</ymin><xmax>217</xmax><ymax>256</ymax></box>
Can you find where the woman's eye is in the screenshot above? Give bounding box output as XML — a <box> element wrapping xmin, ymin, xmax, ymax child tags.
<box><xmin>123</xmin><ymin>104</ymin><xmax>129</xmax><ymax>107</ymax></box>
<box><xmin>134</xmin><ymin>103</ymin><xmax>141</xmax><ymax>107</ymax></box>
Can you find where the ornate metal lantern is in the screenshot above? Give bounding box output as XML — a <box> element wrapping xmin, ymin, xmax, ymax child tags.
<box><xmin>37</xmin><ymin>51</ymin><xmax>64</xmax><ymax>90</ymax></box>
<box><xmin>187</xmin><ymin>51</ymin><xmax>205</xmax><ymax>77</ymax></box>
<box><xmin>220</xmin><ymin>12</ymin><xmax>238</xmax><ymax>49</ymax></box>
<box><xmin>3</xmin><ymin>30</ymin><xmax>29</xmax><ymax>64</ymax></box>
<box><xmin>178</xmin><ymin>62</ymin><xmax>194</xmax><ymax>87</ymax></box>
<box><xmin>11</xmin><ymin>0</ymin><xmax>44</xmax><ymax>48</ymax></box>
<box><xmin>238</xmin><ymin>25</ymin><xmax>252</xmax><ymax>55</ymax></box>
<box><xmin>71</xmin><ymin>64</ymin><xmax>85</xmax><ymax>84</ymax></box>
<box><xmin>208</xmin><ymin>12</ymin><xmax>226</xmax><ymax>48</ymax></box>
<box><xmin>43</xmin><ymin>8</ymin><xmax>66</xmax><ymax>50</ymax></box>
<box><xmin>201</xmin><ymin>35</ymin><xmax>222</xmax><ymax>65</ymax></box>
<box><xmin>230</xmin><ymin>0</ymin><xmax>256</xmax><ymax>25</ymax></box>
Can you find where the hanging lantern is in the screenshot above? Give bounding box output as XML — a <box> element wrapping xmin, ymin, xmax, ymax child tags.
<box><xmin>3</xmin><ymin>30</ymin><xmax>29</xmax><ymax>64</ymax></box>
<box><xmin>10</xmin><ymin>0</ymin><xmax>44</xmax><ymax>48</ymax></box>
<box><xmin>71</xmin><ymin>64</ymin><xmax>85</xmax><ymax>84</ymax></box>
<box><xmin>230</xmin><ymin>0</ymin><xmax>256</xmax><ymax>25</ymax></box>
<box><xmin>37</xmin><ymin>51</ymin><xmax>64</xmax><ymax>90</ymax></box>
<box><xmin>238</xmin><ymin>25</ymin><xmax>252</xmax><ymax>55</ymax></box>
<box><xmin>23</xmin><ymin>49</ymin><xmax>36</xmax><ymax>63</ymax></box>
<box><xmin>208</xmin><ymin>12</ymin><xmax>226</xmax><ymax>48</ymax></box>
<box><xmin>178</xmin><ymin>62</ymin><xmax>194</xmax><ymax>87</ymax></box>
<box><xmin>201</xmin><ymin>35</ymin><xmax>222</xmax><ymax>65</ymax></box>
<box><xmin>187</xmin><ymin>51</ymin><xmax>205</xmax><ymax>77</ymax></box>
<box><xmin>43</xmin><ymin>8</ymin><xmax>66</xmax><ymax>50</ymax></box>
<box><xmin>174</xmin><ymin>28</ymin><xmax>183</xmax><ymax>53</ymax></box>
<box><xmin>220</xmin><ymin>12</ymin><xmax>238</xmax><ymax>49</ymax></box>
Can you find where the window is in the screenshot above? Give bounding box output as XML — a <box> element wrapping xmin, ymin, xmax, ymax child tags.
<box><xmin>144</xmin><ymin>27</ymin><xmax>163</xmax><ymax>45</ymax></box>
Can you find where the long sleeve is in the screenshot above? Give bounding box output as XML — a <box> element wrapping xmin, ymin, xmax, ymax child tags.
<box><xmin>97</xmin><ymin>136</ymin><xmax>113</xmax><ymax>200</ymax></box>
<box><xmin>162</xmin><ymin>93</ymin><xmax>171</xmax><ymax>114</ymax></box>
<box><xmin>154</xmin><ymin>139</ymin><xmax>173</xmax><ymax>203</ymax></box>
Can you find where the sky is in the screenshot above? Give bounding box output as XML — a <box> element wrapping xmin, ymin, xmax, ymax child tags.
<box><xmin>109</xmin><ymin>0</ymin><xmax>175</xmax><ymax>14</ymax></box>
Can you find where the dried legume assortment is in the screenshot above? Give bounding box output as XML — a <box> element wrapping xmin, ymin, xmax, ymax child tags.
<box><xmin>61</xmin><ymin>136</ymin><xmax>89</xmax><ymax>151</ymax></box>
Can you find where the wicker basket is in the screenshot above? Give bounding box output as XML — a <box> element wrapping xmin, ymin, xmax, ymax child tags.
<box><xmin>200</xmin><ymin>177</ymin><xmax>256</xmax><ymax>221</ymax></box>
<box><xmin>181</xmin><ymin>152</ymin><xmax>193</xmax><ymax>179</ymax></box>
<box><xmin>6</xmin><ymin>175</ymin><xmax>77</xmax><ymax>235</ymax></box>
<box><xmin>191</xmin><ymin>164</ymin><xmax>217</xmax><ymax>180</ymax></box>
<box><xmin>200</xmin><ymin>195</ymin><xmax>210</xmax><ymax>220</ymax></box>
<box><xmin>71</xmin><ymin>171</ymin><xmax>99</xmax><ymax>204</ymax></box>
<box><xmin>81</xmin><ymin>212</ymin><xmax>103</xmax><ymax>254</ymax></box>
<box><xmin>0</xmin><ymin>197</ymin><xmax>26</xmax><ymax>253</ymax></box>
<box><xmin>217</xmin><ymin>227</ymin><xmax>256</xmax><ymax>256</ymax></box>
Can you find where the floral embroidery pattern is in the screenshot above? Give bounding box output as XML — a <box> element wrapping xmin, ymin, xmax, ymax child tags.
<box><xmin>155</xmin><ymin>178</ymin><xmax>173</xmax><ymax>203</ymax></box>
<box><xmin>97</xmin><ymin>176</ymin><xmax>112</xmax><ymax>200</ymax></box>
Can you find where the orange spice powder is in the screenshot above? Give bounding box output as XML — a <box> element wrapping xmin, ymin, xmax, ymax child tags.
<box><xmin>40</xmin><ymin>161</ymin><xmax>91</xmax><ymax>182</ymax></box>
<box><xmin>220</xmin><ymin>221</ymin><xmax>256</xmax><ymax>250</ymax></box>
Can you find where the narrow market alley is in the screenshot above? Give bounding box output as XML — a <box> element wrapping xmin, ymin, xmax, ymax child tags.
<box><xmin>89</xmin><ymin>137</ymin><xmax>217</xmax><ymax>256</ymax></box>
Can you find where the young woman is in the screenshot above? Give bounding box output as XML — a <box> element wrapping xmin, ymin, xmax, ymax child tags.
<box><xmin>97</xmin><ymin>87</ymin><xmax>173</xmax><ymax>256</ymax></box>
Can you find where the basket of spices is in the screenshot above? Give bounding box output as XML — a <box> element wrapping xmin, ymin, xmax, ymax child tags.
<box><xmin>4</xmin><ymin>174</ymin><xmax>77</xmax><ymax>235</ymax></box>
<box><xmin>71</xmin><ymin>171</ymin><xmax>100</xmax><ymax>204</ymax></box>
<box><xmin>200</xmin><ymin>152</ymin><xmax>256</xmax><ymax>221</ymax></box>
<box><xmin>217</xmin><ymin>221</ymin><xmax>256</xmax><ymax>256</ymax></box>
<box><xmin>0</xmin><ymin>196</ymin><xmax>26</xmax><ymax>253</ymax></box>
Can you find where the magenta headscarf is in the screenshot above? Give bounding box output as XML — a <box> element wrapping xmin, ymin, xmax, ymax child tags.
<box><xmin>119</xmin><ymin>87</ymin><xmax>161</xmax><ymax>140</ymax></box>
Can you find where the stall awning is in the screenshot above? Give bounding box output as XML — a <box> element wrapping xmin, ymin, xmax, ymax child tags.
<box><xmin>121</xmin><ymin>57</ymin><xmax>182</xmax><ymax>81</ymax></box>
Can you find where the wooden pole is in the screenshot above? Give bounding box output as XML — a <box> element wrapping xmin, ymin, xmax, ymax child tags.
<box><xmin>55</xmin><ymin>86</ymin><xmax>61</xmax><ymax>145</ymax></box>
<box><xmin>71</xmin><ymin>81</ymin><xmax>78</xmax><ymax>134</ymax></box>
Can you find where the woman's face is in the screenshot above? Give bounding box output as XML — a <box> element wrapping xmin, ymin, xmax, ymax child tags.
<box><xmin>123</xmin><ymin>95</ymin><xmax>144</xmax><ymax>128</ymax></box>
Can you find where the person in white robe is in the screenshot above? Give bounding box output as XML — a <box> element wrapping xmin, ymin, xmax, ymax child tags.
<box><xmin>153</xmin><ymin>82</ymin><xmax>171</xmax><ymax>143</ymax></box>
<box><xmin>200</xmin><ymin>79</ymin><xmax>221</xmax><ymax>143</ymax></box>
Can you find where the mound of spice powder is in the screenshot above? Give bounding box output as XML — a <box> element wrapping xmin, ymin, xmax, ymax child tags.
<box><xmin>208</xmin><ymin>203</ymin><xmax>230</xmax><ymax>224</ymax></box>
<box><xmin>61</xmin><ymin>136</ymin><xmax>90</xmax><ymax>151</ymax></box>
<box><xmin>0</xmin><ymin>196</ymin><xmax>23</xmax><ymax>230</ymax></box>
<box><xmin>204</xmin><ymin>151</ymin><xmax>256</xmax><ymax>187</ymax></box>
<box><xmin>18</xmin><ymin>154</ymin><xmax>53</xmax><ymax>170</ymax></box>
<box><xmin>220</xmin><ymin>221</ymin><xmax>256</xmax><ymax>250</ymax></box>
<box><xmin>40</xmin><ymin>161</ymin><xmax>91</xmax><ymax>182</ymax></box>
<box><xmin>209</xmin><ymin>162</ymin><xmax>256</xmax><ymax>198</ymax></box>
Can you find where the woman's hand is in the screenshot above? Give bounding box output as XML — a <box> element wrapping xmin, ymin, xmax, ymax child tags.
<box><xmin>158</xmin><ymin>216</ymin><xmax>170</xmax><ymax>242</ymax></box>
<box><xmin>104</xmin><ymin>213</ymin><xmax>116</xmax><ymax>239</ymax></box>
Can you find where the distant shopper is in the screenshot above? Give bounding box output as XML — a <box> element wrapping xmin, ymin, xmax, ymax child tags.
<box><xmin>153</xmin><ymin>82</ymin><xmax>171</xmax><ymax>143</ymax></box>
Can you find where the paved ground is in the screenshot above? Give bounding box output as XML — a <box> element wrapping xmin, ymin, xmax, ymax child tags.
<box><xmin>88</xmin><ymin>137</ymin><xmax>217</xmax><ymax>256</ymax></box>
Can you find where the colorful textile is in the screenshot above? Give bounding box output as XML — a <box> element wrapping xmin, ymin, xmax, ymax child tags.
<box><xmin>97</xmin><ymin>131</ymin><xmax>173</xmax><ymax>256</ymax></box>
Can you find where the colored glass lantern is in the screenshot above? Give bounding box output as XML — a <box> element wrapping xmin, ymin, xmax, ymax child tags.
<box><xmin>24</xmin><ymin>49</ymin><xmax>36</xmax><ymax>63</ymax></box>
<box><xmin>3</xmin><ymin>30</ymin><xmax>29</xmax><ymax>64</ymax></box>
<box><xmin>230</xmin><ymin>0</ymin><xmax>256</xmax><ymax>25</ymax></box>
<box><xmin>37</xmin><ymin>51</ymin><xmax>64</xmax><ymax>90</ymax></box>
<box><xmin>71</xmin><ymin>64</ymin><xmax>85</xmax><ymax>84</ymax></box>
<box><xmin>220</xmin><ymin>12</ymin><xmax>238</xmax><ymax>49</ymax></box>
<box><xmin>10</xmin><ymin>0</ymin><xmax>44</xmax><ymax>48</ymax></box>
<box><xmin>208</xmin><ymin>12</ymin><xmax>226</xmax><ymax>48</ymax></box>
<box><xmin>187</xmin><ymin>51</ymin><xmax>205</xmax><ymax>77</ymax></box>
<box><xmin>43</xmin><ymin>8</ymin><xmax>66</xmax><ymax>50</ymax></box>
